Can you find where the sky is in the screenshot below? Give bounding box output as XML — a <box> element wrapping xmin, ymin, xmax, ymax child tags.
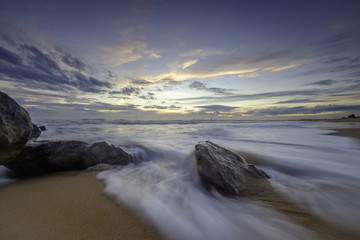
<box><xmin>1</xmin><ymin>0</ymin><xmax>360</xmax><ymax>121</ymax></box>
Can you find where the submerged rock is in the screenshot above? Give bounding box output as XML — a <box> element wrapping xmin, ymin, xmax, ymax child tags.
<box><xmin>195</xmin><ymin>140</ymin><xmax>270</xmax><ymax>196</ymax></box>
<box><xmin>5</xmin><ymin>141</ymin><xmax>133</xmax><ymax>176</ymax></box>
<box><xmin>29</xmin><ymin>124</ymin><xmax>41</xmax><ymax>140</ymax></box>
<box><xmin>0</xmin><ymin>91</ymin><xmax>33</xmax><ymax>150</ymax></box>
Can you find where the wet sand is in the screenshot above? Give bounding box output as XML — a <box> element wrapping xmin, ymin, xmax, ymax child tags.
<box><xmin>0</xmin><ymin>171</ymin><xmax>161</xmax><ymax>240</ymax></box>
<box><xmin>328</xmin><ymin>128</ymin><xmax>360</xmax><ymax>140</ymax></box>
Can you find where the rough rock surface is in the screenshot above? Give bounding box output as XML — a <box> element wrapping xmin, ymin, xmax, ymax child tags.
<box><xmin>85</xmin><ymin>163</ymin><xmax>116</xmax><ymax>172</ymax></box>
<box><xmin>195</xmin><ymin>140</ymin><xmax>270</xmax><ymax>196</ymax></box>
<box><xmin>0</xmin><ymin>91</ymin><xmax>33</xmax><ymax>149</ymax></box>
<box><xmin>5</xmin><ymin>141</ymin><xmax>133</xmax><ymax>176</ymax></box>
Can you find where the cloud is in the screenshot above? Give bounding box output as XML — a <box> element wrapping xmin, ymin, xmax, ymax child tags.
<box><xmin>311</xmin><ymin>32</ymin><xmax>355</xmax><ymax>47</ymax></box>
<box><xmin>131</xmin><ymin>79</ymin><xmax>152</xmax><ymax>85</ymax></box>
<box><xmin>143</xmin><ymin>104</ymin><xmax>181</xmax><ymax>110</ymax></box>
<box><xmin>110</xmin><ymin>87</ymin><xmax>141</xmax><ymax>96</ymax></box>
<box><xmin>246</xmin><ymin>104</ymin><xmax>360</xmax><ymax>116</ymax></box>
<box><xmin>55</xmin><ymin>47</ymin><xmax>86</xmax><ymax>70</ymax></box>
<box><xmin>276</xmin><ymin>98</ymin><xmax>328</xmax><ymax>104</ymax></box>
<box><xmin>139</xmin><ymin>92</ymin><xmax>156</xmax><ymax>100</ymax></box>
<box><xmin>237</xmin><ymin>72</ymin><xmax>259</xmax><ymax>78</ymax></box>
<box><xmin>102</xmin><ymin>41</ymin><xmax>160</xmax><ymax>66</ymax></box>
<box><xmin>263</xmin><ymin>62</ymin><xmax>306</xmax><ymax>72</ymax></box>
<box><xmin>189</xmin><ymin>81</ymin><xmax>235</xmax><ymax>95</ymax></box>
<box><xmin>196</xmin><ymin>105</ymin><xmax>238</xmax><ymax>112</ymax></box>
<box><xmin>179</xmin><ymin>48</ymin><xmax>222</xmax><ymax>58</ymax></box>
<box><xmin>307</xmin><ymin>80</ymin><xmax>337</xmax><ymax>86</ymax></box>
<box><xmin>21</xmin><ymin>100</ymin><xmax>139</xmax><ymax>112</ymax></box>
<box><xmin>0</xmin><ymin>46</ymin><xmax>22</xmax><ymax>65</ymax></box>
<box><xmin>177</xmin><ymin>89</ymin><xmax>321</xmax><ymax>102</ymax></box>
<box><xmin>182</xmin><ymin>59</ymin><xmax>198</xmax><ymax>69</ymax></box>
<box><xmin>155</xmin><ymin>68</ymin><xmax>258</xmax><ymax>82</ymax></box>
<box><xmin>0</xmin><ymin>31</ymin><xmax>111</xmax><ymax>93</ymax></box>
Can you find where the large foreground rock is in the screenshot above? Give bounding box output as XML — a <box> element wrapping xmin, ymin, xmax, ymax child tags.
<box><xmin>0</xmin><ymin>91</ymin><xmax>33</xmax><ymax>149</ymax></box>
<box><xmin>5</xmin><ymin>141</ymin><xmax>133</xmax><ymax>176</ymax></box>
<box><xmin>195</xmin><ymin>141</ymin><xmax>270</xmax><ymax>196</ymax></box>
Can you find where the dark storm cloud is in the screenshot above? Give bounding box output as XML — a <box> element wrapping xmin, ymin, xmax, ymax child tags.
<box><xmin>189</xmin><ymin>81</ymin><xmax>235</xmax><ymax>95</ymax></box>
<box><xmin>246</xmin><ymin>105</ymin><xmax>360</xmax><ymax>116</ymax></box>
<box><xmin>0</xmin><ymin>46</ymin><xmax>22</xmax><ymax>65</ymax></box>
<box><xmin>23</xmin><ymin>45</ymin><xmax>63</xmax><ymax>74</ymax></box>
<box><xmin>57</xmin><ymin>48</ymin><xmax>86</xmax><ymax>70</ymax></box>
<box><xmin>307</xmin><ymin>80</ymin><xmax>337</xmax><ymax>86</ymax></box>
<box><xmin>73</xmin><ymin>72</ymin><xmax>111</xmax><ymax>93</ymax></box>
<box><xmin>0</xmin><ymin>32</ymin><xmax>111</xmax><ymax>93</ymax></box>
<box><xmin>196</xmin><ymin>105</ymin><xmax>237</xmax><ymax>112</ymax></box>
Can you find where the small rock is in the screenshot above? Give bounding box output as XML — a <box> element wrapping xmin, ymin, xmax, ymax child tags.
<box><xmin>39</xmin><ymin>126</ymin><xmax>47</xmax><ymax>131</ymax></box>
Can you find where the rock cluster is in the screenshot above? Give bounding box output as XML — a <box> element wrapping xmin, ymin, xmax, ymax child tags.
<box><xmin>1</xmin><ymin>91</ymin><xmax>133</xmax><ymax>176</ymax></box>
<box><xmin>195</xmin><ymin>140</ymin><xmax>270</xmax><ymax>196</ymax></box>
<box><xmin>5</xmin><ymin>141</ymin><xmax>133</xmax><ymax>176</ymax></box>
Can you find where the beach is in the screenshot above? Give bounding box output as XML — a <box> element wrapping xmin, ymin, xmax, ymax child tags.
<box><xmin>0</xmin><ymin>171</ymin><xmax>161</xmax><ymax>240</ymax></box>
<box><xmin>0</xmin><ymin>120</ymin><xmax>360</xmax><ymax>240</ymax></box>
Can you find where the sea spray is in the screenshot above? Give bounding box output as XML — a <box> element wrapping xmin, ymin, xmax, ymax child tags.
<box><xmin>98</xmin><ymin>149</ymin><xmax>315</xmax><ymax>240</ymax></box>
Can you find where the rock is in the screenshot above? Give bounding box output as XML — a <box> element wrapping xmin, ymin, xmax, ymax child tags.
<box><xmin>87</xmin><ymin>142</ymin><xmax>132</xmax><ymax>166</ymax></box>
<box><xmin>5</xmin><ymin>141</ymin><xmax>133</xmax><ymax>176</ymax></box>
<box><xmin>0</xmin><ymin>91</ymin><xmax>33</xmax><ymax>150</ymax></box>
<box><xmin>39</xmin><ymin>126</ymin><xmax>47</xmax><ymax>131</ymax></box>
<box><xmin>85</xmin><ymin>163</ymin><xmax>116</xmax><ymax>172</ymax></box>
<box><xmin>194</xmin><ymin>140</ymin><xmax>270</xmax><ymax>196</ymax></box>
<box><xmin>29</xmin><ymin>124</ymin><xmax>41</xmax><ymax>140</ymax></box>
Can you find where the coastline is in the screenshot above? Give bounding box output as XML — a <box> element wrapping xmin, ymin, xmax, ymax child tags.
<box><xmin>0</xmin><ymin>171</ymin><xmax>161</xmax><ymax>240</ymax></box>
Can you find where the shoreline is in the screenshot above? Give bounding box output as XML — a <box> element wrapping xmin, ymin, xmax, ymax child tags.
<box><xmin>0</xmin><ymin>171</ymin><xmax>161</xmax><ymax>240</ymax></box>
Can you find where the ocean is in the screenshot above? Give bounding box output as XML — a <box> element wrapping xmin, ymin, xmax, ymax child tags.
<box><xmin>1</xmin><ymin>120</ymin><xmax>360</xmax><ymax>239</ymax></box>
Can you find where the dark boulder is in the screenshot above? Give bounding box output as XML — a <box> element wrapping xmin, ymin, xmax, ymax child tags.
<box><xmin>5</xmin><ymin>141</ymin><xmax>133</xmax><ymax>176</ymax></box>
<box><xmin>0</xmin><ymin>91</ymin><xmax>33</xmax><ymax>150</ymax></box>
<box><xmin>195</xmin><ymin>141</ymin><xmax>270</xmax><ymax>196</ymax></box>
<box><xmin>39</xmin><ymin>126</ymin><xmax>47</xmax><ymax>131</ymax></box>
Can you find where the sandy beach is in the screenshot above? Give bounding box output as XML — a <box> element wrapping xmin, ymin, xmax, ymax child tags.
<box><xmin>0</xmin><ymin>171</ymin><xmax>161</xmax><ymax>240</ymax></box>
<box><xmin>0</xmin><ymin>123</ymin><xmax>359</xmax><ymax>240</ymax></box>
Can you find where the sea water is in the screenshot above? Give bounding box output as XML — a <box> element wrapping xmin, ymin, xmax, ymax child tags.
<box><xmin>3</xmin><ymin>120</ymin><xmax>360</xmax><ymax>239</ymax></box>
